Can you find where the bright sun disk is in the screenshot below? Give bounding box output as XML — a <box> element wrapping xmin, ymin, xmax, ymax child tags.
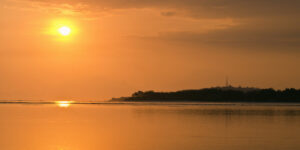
<box><xmin>58</xmin><ymin>26</ymin><xmax>71</xmax><ymax>36</ymax></box>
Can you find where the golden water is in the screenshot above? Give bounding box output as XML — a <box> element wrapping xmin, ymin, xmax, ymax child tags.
<box><xmin>1</xmin><ymin>102</ymin><xmax>300</xmax><ymax>150</ymax></box>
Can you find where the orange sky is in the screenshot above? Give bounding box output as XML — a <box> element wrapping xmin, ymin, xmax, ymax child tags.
<box><xmin>1</xmin><ymin>0</ymin><xmax>300</xmax><ymax>100</ymax></box>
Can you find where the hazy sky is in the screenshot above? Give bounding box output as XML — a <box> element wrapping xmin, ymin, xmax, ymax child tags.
<box><xmin>1</xmin><ymin>0</ymin><xmax>300</xmax><ymax>100</ymax></box>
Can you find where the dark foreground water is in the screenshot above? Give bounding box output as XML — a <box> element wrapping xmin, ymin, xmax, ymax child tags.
<box><xmin>1</xmin><ymin>102</ymin><xmax>300</xmax><ymax>150</ymax></box>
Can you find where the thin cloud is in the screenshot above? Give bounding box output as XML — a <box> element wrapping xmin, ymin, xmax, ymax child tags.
<box><xmin>14</xmin><ymin>0</ymin><xmax>300</xmax><ymax>18</ymax></box>
<box><xmin>7</xmin><ymin>0</ymin><xmax>300</xmax><ymax>51</ymax></box>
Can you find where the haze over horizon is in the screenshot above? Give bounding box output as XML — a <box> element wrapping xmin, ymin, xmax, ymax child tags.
<box><xmin>1</xmin><ymin>0</ymin><xmax>300</xmax><ymax>101</ymax></box>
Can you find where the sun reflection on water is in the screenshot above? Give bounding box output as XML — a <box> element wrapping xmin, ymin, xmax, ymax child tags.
<box><xmin>55</xmin><ymin>101</ymin><xmax>74</xmax><ymax>108</ymax></box>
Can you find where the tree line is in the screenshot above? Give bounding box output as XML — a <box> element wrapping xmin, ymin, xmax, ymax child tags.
<box><xmin>111</xmin><ymin>88</ymin><xmax>300</xmax><ymax>102</ymax></box>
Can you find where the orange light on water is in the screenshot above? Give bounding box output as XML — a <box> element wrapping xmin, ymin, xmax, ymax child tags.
<box><xmin>55</xmin><ymin>101</ymin><xmax>74</xmax><ymax>108</ymax></box>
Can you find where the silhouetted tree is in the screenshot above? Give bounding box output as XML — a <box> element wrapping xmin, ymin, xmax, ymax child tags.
<box><xmin>112</xmin><ymin>87</ymin><xmax>300</xmax><ymax>103</ymax></box>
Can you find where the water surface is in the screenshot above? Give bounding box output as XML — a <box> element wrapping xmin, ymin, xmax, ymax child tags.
<box><xmin>1</xmin><ymin>102</ymin><xmax>300</xmax><ymax>150</ymax></box>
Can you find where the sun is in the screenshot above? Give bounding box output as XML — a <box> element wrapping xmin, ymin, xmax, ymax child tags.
<box><xmin>58</xmin><ymin>26</ymin><xmax>71</xmax><ymax>36</ymax></box>
<box><xmin>45</xmin><ymin>19</ymin><xmax>78</xmax><ymax>39</ymax></box>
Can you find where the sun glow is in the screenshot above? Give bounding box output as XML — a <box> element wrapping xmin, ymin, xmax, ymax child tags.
<box><xmin>55</xmin><ymin>101</ymin><xmax>74</xmax><ymax>108</ymax></box>
<box><xmin>58</xmin><ymin>26</ymin><xmax>71</xmax><ymax>36</ymax></box>
<box><xmin>45</xmin><ymin>19</ymin><xmax>78</xmax><ymax>40</ymax></box>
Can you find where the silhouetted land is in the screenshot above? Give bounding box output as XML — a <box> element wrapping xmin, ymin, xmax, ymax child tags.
<box><xmin>111</xmin><ymin>86</ymin><xmax>300</xmax><ymax>102</ymax></box>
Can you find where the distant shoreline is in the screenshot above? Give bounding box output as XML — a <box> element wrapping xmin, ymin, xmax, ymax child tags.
<box><xmin>111</xmin><ymin>86</ymin><xmax>300</xmax><ymax>103</ymax></box>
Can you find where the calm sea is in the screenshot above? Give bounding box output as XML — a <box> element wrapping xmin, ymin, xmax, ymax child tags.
<box><xmin>1</xmin><ymin>102</ymin><xmax>300</xmax><ymax>150</ymax></box>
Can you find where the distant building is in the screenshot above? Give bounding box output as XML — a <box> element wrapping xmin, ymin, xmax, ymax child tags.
<box><xmin>213</xmin><ymin>77</ymin><xmax>260</xmax><ymax>93</ymax></box>
<box><xmin>215</xmin><ymin>86</ymin><xmax>260</xmax><ymax>93</ymax></box>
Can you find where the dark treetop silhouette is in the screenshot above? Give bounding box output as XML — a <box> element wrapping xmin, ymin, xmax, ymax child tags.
<box><xmin>111</xmin><ymin>86</ymin><xmax>300</xmax><ymax>102</ymax></box>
